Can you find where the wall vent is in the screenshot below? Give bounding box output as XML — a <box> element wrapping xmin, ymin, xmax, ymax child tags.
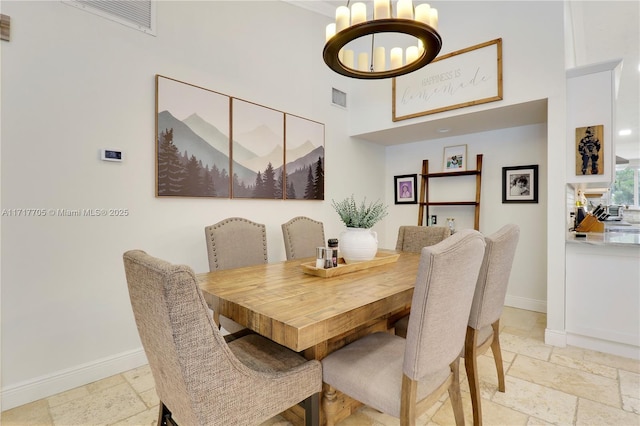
<box><xmin>63</xmin><ymin>0</ymin><xmax>156</xmax><ymax>35</ymax></box>
<box><xmin>331</xmin><ymin>88</ymin><xmax>347</xmax><ymax>109</ymax></box>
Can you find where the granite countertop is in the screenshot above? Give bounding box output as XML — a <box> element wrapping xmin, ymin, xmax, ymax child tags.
<box><xmin>567</xmin><ymin>222</ymin><xmax>640</xmax><ymax>246</ymax></box>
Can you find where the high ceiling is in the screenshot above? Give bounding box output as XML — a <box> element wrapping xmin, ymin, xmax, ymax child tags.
<box><xmin>569</xmin><ymin>1</ymin><xmax>639</xmax><ymax>163</ymax></box>
<box><xmin>292</xmin><ymin>1</ymin><xmax>639</xmax><ymax>162</ymax></box>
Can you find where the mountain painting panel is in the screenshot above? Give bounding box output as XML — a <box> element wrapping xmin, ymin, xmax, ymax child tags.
<box><xmin>156</xmin><ymin>75</ymin><xmax>231</xmax><ymax>198</ymax></box>
<box><xmin>284</xmin><ymin>114</ymin><xmax>325</xmax><ymax>200</ymax></box>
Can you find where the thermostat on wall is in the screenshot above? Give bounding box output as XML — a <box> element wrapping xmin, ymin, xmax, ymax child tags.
<box><xmin>101</xmin><ymin>149</ymin><xmax>123</xmax><ymax>162</ymax></box>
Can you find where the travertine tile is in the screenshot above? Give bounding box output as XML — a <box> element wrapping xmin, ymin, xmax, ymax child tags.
<box><xmin>525</xmin><ymin>416</ymin><xmax>556</xmax><ymax>425</ymax></box>
<box><xmin>499</xmin><ymin>334</ymin><xmax>553</xmax><ymax>361</ymax></box>
<box><xmin>138</xmin><ymin>387</ymin><xmax>160</xmax><ymax>408</ymax></box>
<box><xmin>46</xmin><ymin>385</ymin><xmax>90</xmax><ymax>408</ymax></box>
<box><xmin>122</xmin><ymin>364</ymin><xmax>155</xmax><ymax>394</ymax></box>
<box><xmin>550</xmin><ymin>350</ymin><xmax>619</xmax><ymax>379</ymax></box>
<box><xmin>336</xmin><ymin>406</ymin><xmax>379</xmax><ymax>425</ymax></box>
<box><xmin>49</xmin><ymin>382</ymin><xmax>146</xmax><ymax>425</ymax></box>
<box><xmin>501</xmin><ymin>307</ymin><xmax>544</xmax><ymax>332</ymax></box>
<box><xmin>552</xmin><ymin>344</ymin><xmax>640</xmax><ymax>376</ymax></box>
<box><xmin>491</xmin><ymin>376</ymin><xmax>577</xmax><ymax>424</ymax></box>
<box><xmin>0</xmin><ymin>399</ymin><xmax>53</xmax><ymax>425</ymax></box>
<box><xmin>112</xmin><ymin>406</ymin><xmax>157</xmax><ymax>426</ymax></box>
<box><xmin>3</xmin><ymin>309</ymin><xmax>639</xmax><ymax>426</ymax></box>
<box><xmin>619</xmin><ymin>369</ymin><xmax>640</xmax><ymax>414</ymax></box>
<box><xmin>567</xmin><ymin>346</ymin><xmax>640</xmax><ymax>374</ymax></box>
<box><xmin>509</xmin><ymin>354</ymin><xmax>621</xmax><ymax>408</ymax></box>
<box><xmin>576</xmin><ymin>397</ymin><xmax>640</xmax><ymax>425</ymax></box>
<box><xmin>85</xmin><ymin>373</ymin><xmax>125</xmax><ymax>394</ymax></box>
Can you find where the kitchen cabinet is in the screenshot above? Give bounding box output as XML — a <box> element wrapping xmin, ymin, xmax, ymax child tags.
<box><xmin>566</xmin><ymin>59</ymin><xmax>621</xmax><ymax>188</ymax></box>
<box><xmin>565</xmin><ymin>240</ymin><xmax>640</xmax><ymax>359</ymax></box>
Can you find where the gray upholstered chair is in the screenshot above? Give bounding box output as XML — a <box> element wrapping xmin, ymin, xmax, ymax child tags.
<box><xmin>204</xmin><ymin>217</ymin><xmax>267</xmax><ymax>334</ymax></box>
<box><xmin>321</xmin><ymin>230</ymin><xmax>486</xmax><ymax>426</ymax></box>
<box><xmin>395</xmin><ymin>225</ymin><xmax>451</xmax><ymax>253</ymax></box>
<box><xmin>281</xmin><ymin>216</ymin><xmax>326</xmax><ymax>260</ymax></box>
<box><xmin>465</xmin><ymin>224</ymin><xmax>520</xmax><ymax>426</ymax></box>
<box><xmin>123</xmin><ymin>250</ymin><xmax>322</xmax><ymax>426</ymax></box>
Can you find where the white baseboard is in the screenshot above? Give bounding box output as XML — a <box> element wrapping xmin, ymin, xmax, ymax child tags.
<box><xmin>504</xmin><ymin>294</ymin><xmax>547</xmax><ymax>313</ymax></box>
<box><xmin>566</xmin><ymin>333</ymin><xmax>640</xmax><ymax>360</ymax></box>
<box><xmin>1</xmin><ymin>348</ymin><xmax>148</xmax><ymax>411</ymax></box>
<box><xmin>545</xmin><ymin>328</ymin><xmax>567</xmax><ymax>347</ymax></box>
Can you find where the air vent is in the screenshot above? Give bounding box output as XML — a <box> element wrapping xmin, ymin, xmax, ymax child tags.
<box><xmin>331</xmin><ymin>88</ymin><xmax>347</xmax><ymax>109</ymax></box>
<box><xmin>63</xmin><ymin>0</ymin><xmax>156</xmax><ymax>35</ymax></box>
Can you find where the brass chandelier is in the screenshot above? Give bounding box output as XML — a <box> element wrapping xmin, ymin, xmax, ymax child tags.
<box><xmin>323</xmin><ymin>0</ymin><xmax>442</xmax><ymax>79</ymax></box>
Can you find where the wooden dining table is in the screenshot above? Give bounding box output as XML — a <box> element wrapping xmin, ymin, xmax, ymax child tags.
<box><xmin>197</xmin><ymin>249</ymin><xmax>422</xmax><ymax>424</ymax></box>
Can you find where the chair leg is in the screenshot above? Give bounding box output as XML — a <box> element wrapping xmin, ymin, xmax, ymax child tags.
<box><xmin>490</xmin><ymin>320</ymin><xmax>505</xmax><ymax>393</ymax></box>
<box><xmin>157</xmin><ymin>402</ymin><xmax>176</xmax><ymax>426</ymax></box>
<box><xmin>322</xmin><ymin>386</ymin><xmax>339</xmax><ymax>426</ymax></box>
<box><xmin>302</xmin><ymin>392</ymin><xmax>320</xmax><ymax>426</ymax></box>
<box><xmin>448</xmin><ymin>357</ymin><xmax>465</xmax><ymax>426</ymax></box>
<box><xmin>400</xmin><ymin>375</ymin><xmax>418</xmax><ymax>426</ymax></box>
<box><xmin>465</xmin><ymin>326</ymin><xmax>482</xmax><ymax>426</ymax></box>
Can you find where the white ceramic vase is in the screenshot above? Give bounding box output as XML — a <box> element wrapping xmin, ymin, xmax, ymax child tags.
<box><xmin>339</xmin><ymin>227</ymin><xmax>378</xmax><ymax>263</ymax></box>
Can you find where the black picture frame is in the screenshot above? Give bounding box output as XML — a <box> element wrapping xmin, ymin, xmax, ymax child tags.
<box><xmin>394</xmin><ymin>174</ymin><xmax>417</xmax><ymax>204</ymax></box>
<box><xmin>502</xmin><ymin>165</ymin><xmax>539</xmax><ymax>203</ymax></box>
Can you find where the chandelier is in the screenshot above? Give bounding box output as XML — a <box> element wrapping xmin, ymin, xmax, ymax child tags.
<box><xmin>323</xmin><ymin>0</ymin><xmax>442</xmax><ymax>79</ymax></box>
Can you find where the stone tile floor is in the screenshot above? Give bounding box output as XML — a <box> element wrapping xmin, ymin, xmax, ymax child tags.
<box><xmin>2</xmin><ymin>307</ymin><xmax>639</xmax><ymax>425</ymax></box>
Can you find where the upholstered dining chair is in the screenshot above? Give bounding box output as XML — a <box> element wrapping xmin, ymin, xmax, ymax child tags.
<box><xmin>281</xmin><ymin>216</ymin><xmax>326</xmax><ymax>260</ymax></box>
<box><xmin>321</xmin><ymin>230</ymin><xmax>486</xmax><ymax>426</ymax></box>
<box><xmin>465</xmin><ymin>224</ymin><xmax>520</xmax><ymax>426</ymax></box>
<box><xmin>395</xmin><ymin>225</ymin><xmax>451</xmax><ymax>253</ymax></box>
<box><xmin>392</xmin><ymin>225</ymin><xmax>451</xmax><ymax>333</ymax></box>
<box><xmin>123</xmin><ymin>250</ymin><xmax>322</xmax><ymax>426</ymax></box>
<box><xmin>204</xmin><ymin>217</ymin><xmax>268</xmax><ymax>334</ymax></box>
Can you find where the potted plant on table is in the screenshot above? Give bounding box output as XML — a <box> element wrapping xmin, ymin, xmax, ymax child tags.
<box><xmin>332</xmin><ymin>195</ymin><xmax>388</xmax><ymax>263</ymax></box>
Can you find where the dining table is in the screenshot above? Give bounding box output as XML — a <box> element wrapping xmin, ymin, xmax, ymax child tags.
<box><xmin>197</xmin><ymin>249</ymin><xmax>422</xmax><ymax>425</ymax></box>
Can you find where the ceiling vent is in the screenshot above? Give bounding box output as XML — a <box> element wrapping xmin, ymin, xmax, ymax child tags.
<box><xmin>63</xmin><ymin>0</ymin><xmax>156</xmax><ymax>35</ymax></box>
<box><xmin>332</xmin><ymin>88</ymin><xmax>347</xmax><ymax>109</ymax></box>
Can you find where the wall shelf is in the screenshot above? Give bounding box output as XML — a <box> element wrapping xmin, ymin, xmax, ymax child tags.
<box><xmin>417</xmin><ymin>154</ymin><xmax>483</xmax><ymax>230</ymax></box>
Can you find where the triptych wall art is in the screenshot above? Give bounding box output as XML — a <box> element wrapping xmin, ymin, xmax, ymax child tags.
<box><xmin>155</xmin><ymin>75</ymin><xmax>325</xmax><ymax>200</ymax></box>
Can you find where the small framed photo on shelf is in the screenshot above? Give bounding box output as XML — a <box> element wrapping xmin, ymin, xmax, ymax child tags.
<box><xmin>394</xmin><ymin>174</ymin><xmax>417</xmax><ymax>204</ymax></box>
<box><xmin>443</xmin><ymin>145</ymin><xmax>467</xmax><ymax>172</ymax></box>
<box><xmin>502</xmin><ymin>165</ymin><xmax>538</xmax><ymax>203</ymax></box>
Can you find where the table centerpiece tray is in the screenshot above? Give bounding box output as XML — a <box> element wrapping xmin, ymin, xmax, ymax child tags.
<box><xmin>301</xmin><ymin>250</ymin><xmax>400</xmax><ymax>278</ymax></box>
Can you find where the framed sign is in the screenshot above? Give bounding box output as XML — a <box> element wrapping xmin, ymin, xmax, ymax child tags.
<box><xmin>394</xmin><ymin>174</ymin><xmax>417</xmax><ymax>204</ymax></box>
<box><xmin>502</xmin><ymin>165</ymin><xmax>538</xmax><ymax>203</ymax></box>
<box><xmin>392</xmin><ymin>38</ymin><xmax>503</xmax><ymax>121</ymax></box>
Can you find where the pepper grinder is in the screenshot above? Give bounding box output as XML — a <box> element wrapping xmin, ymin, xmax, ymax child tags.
<box><xmin>328</xmin><ymin>238</ymin><xmax>339</xmax><ymax>267</ymax></box>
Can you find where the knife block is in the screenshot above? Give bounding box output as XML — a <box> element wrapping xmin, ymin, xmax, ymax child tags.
<box><xmin>576</xmin><ymin>214</ymin><xmax>605</xmax><ymax>233</ymax></box>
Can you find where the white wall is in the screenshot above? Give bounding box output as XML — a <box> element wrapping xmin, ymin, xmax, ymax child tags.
<box><xmin>382</xmin><ymin>124</ymin><xmax>548</xmax><ymax>310</ymax></box>
<box><xmin>0</xmin><ymin>0</ymin><xmax>387</xmax><ymax>408</ymax></box>
<box><xmin>0</xmin><ymin>0</ymin><xmax>569</xmax><ymax>409</ymax></box>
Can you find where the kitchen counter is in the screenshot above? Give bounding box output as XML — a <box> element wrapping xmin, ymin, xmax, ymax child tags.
<box><xmin>567</xmin><ymin>222</ymin><xmax>640</xmax><ymax>246</ymax></box>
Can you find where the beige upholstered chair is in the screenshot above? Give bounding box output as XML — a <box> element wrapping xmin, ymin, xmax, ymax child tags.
<box><xmin>123</xmin><ymin>250</ymin><xmax>322</xmax><ymax>426</ymax></box>
<box><xmin>281</xmin><ymin>216</ymin><xmax>326</xmax><ymax>260</ymax></box>
<box><xmin>465</xmin><ymin>224</ymin><xmax>520</xmax><ymax>426</ymax></box>
<box><xmin>204</xmin><ymin>217</ymin><xmax>268</xmax><ymax>271</ymax></box>
<box><xmin>321</xmin><ymin>230</ymin><xmax>486</xmax><ymax>426</ymax></box>
<box><xmin>395</xmin><ymin>225</ymin><xmax>451</xmax><ymax>253</ymax></box>
<box><xmin>392</xmin><ymin>225</ymin><xmax>451</xmax><ymax>335</ymax></box>
<box><xmin>204</xmin><ymin>217</ymin><xmax>267</xmax><ymax>334</ymax></box>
